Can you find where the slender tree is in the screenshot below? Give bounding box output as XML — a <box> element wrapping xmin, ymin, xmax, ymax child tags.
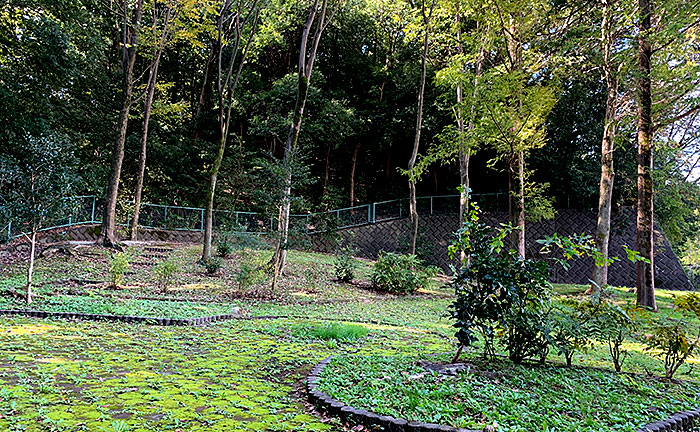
<box><xmin>407</xmin><ymin>0</ymin><xmax>436</xmax><ymax>255</ymax></box>
<box><xmin>99</xmin><ymin>0</ymin><xmax>145</xmax><ymax>247</ymax></box>
<box><xmin>201</xmin><ymin>0</ymin><xmax>261</xmax><ymax>262</ymax></box>
<box><xmin>0</xmin><ymin>134</ymin><xmax>80</xmax><ymax>304</ymax></box>
<box><xmin>590</xmin><ymin>0</ymin><xmax>628</xmax><ymax>292</ymax></box>
<box><xmin>130</xmin><ymin>2</ymin><xmax>180</xmax><ymax>240</ymax></box>
<box><xmin>635</xmin><ymin>0</ymin><xmax>656</xmax><ymax>310</ymax></box>
<box><xmin>270</xmin><ymin>0</ymin><xmax>340</xmax><ymax>285</ymax></box>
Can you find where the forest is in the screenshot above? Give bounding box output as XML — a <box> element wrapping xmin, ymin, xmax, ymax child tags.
<box><xmin>2</xmin><ymin>1</ymin><xmax>700</xmax><ymax>431</ymax></box>
<box><xmin>1</xmin><ymin>0</ymin><xmax>700</xmax><ymax>296</ymax></box>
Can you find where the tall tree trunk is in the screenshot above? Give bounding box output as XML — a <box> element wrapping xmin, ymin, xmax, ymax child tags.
<box><xmin>272</xmin><ymin>76</ymin><xmax>311</xmax><ymax>283</ymax></box>
<box><xmin>201</xmin><ymin>2</ymin><xmax>260</xmax><ymax>262</ymax></box>
<box><xmin>407</xmin><ymin>0</ymin><xmax>434</xmax><ymax>256</ymax></box>
<box><xmin>505</xmin><ymin>14</ymin><xmax>525</xmax><ymax>258</ymax></box>
<box><xmin>591</xmin><ymin>0</ymin><xmax>619</xmax><ymax>292</ymax></box>
<box><xmin>458</xmin><ymin>19</ymin><xmax>485</xmax><ymax>225</ymax></box>
<box><xmin>130</xmin><ymin>59</ymin><xmax>161</xmax><ymax>241</ymax></box>
<box><xmin>100</xmin><ymin>0</ymin><xmax>144</xmax><ymax>247</ymax></box>
<box><xmin>271</xmin><ymin>0</ymin><xmax>333</xmax><ymax>285</ymax></box>
<box><xmin>349</xmin><ymin>141</ymin><xmax>361</xmax><ymax>207</ymax></box>
<box><xmin>26</xmin><ymin>231</ymin><xmax>37</xmax><ymax>304</ymax></box>
<box><xmin>508</xmin><ymin>150</ymin><xmax>526</xmax><ymax>257</ymax></box>
<box><xmin>636</xmin><ymin>0</ymin><xmax>656</xmax><ymax>310</ymax></box>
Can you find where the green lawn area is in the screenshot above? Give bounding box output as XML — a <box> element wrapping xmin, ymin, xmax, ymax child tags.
<box><xmin>0</xmin><ymin>244</ymin><xmax>698</xmax><ymax>432</ymax></box>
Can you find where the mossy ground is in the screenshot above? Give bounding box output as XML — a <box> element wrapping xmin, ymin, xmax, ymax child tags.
<box><xmin>0</xmin><ymin>317</ymin><xmax>448</xmax><ymax>432</ymax></box>
<box><xmin>1</xmin><ymin>244</ymin><xmax>699</xmax><ymax>431</ymax></box>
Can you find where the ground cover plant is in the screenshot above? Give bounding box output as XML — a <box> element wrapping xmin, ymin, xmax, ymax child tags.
<box><xmin>2</xmin><ymin>244</ymin><xmax>700</xmax><ymax>432</ymax></box>
<box><xmin>0</xmin><ymin>316</ymin><xmax>448</xmax><ymax>432</ymax></box>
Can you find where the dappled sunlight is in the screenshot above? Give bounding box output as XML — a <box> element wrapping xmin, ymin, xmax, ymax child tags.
<box><xmin>4</xmin><ymin>323</ymin><xmax>60</xmax><ymax>336</ymax></box>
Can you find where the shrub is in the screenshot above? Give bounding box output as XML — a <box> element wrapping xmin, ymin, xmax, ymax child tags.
<box><xmin>449</xmin><ymin>203</ymin><xmax>552</xmax><ymax>364</ymax></box>
<box><xmin>371</xmin><ymin>252</ymin><xmax>436</xmax><ymax>294</ymax></box>
<box><xmin>642</xmin><ymin>292</ymin><xmax>700</xmax><ymax>379</ymax></box>
<box><xmin>583</xmin><ymin>294</ymin><xmax>641</xmax><ymax>372</ymax></box>
<box><xmin>203</xmin><ymin>257</ymin><xmax>224</xmax><ymax>275</ymax></box>
<box><xmin>153</xmin><ymin>259</ymin><xmax>178</xmax><ymax>291</ymax></box>
<box><xmin>235</xmin><ymin>249</ymin><xmax>266</xmax><ymax>292</ymax></box>
<box><xmin>109</xmin><ymin>252</ymin><xmax>130</xmax><ymax>288</ymax></box>
<box><xmin>217</xmin><ymin>240</ymin><xmax>234</xmax><ymax>258</ymax></box>
<box><xmin>548</xmin><ymin>302</ymin><xmax>591</xmax><ymax>367</ymax></box>
<box><xmin>333</xmin><ymin>245</ymin><xmax>357</xmax><ymax>283</ymax></box>
<box><xmin>304</xmin><ymin>266</ymin><xmax>323</xmax><ymax>292</ymax></box>
<box><xmin>644</xmin><ymin>319</ymin><xmax>696</xmax><ymax>379</ymax></box>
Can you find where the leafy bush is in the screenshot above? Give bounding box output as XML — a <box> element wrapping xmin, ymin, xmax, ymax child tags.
<box><xmin>304</xmin><ymin>266</ymin><xmax>323</xmax><ymax>292</ymax></box>
<box><xmin>333</xmin><ymin>245</ymin><xmax>357</xmax><ymax>283</ymax></box>
<box><xmin>203</xmin><ymin>257</ymin><xmax>224</xmax><ymax>275</ymax></box>
<box><xmin>582</xmin><ymin>293</ymin><xmax>641</xmax><ymax>372</ymax></box>
<box><xmin>153</xmin><ymin>259</ymin><xmax>178</xmax><ymax>291</ymax></box>
<box><xmin>235</xmin><ymin>249</ymin><xmax>267</xmax><ymax>292</ymax></box>
<box><xmin>371</xmin><ymin>252</ymin><xmax>436</xmax><ymax>294</ymax></box>
<box><xmin>643</xmin><ymin>293</ymin><xmax>700</xmax><ymax>379</ymax></box>
<box><xmin>449</xmin><ymin>204</ymin><xmax>552</xmax><ymax>364</ymax></box>
<box><xmin>547</xmin><ymin>303</ymin><xmax>591</xmax><ymax>367</ymax></box>
<box><xmin>644</xmin><ymin>319</ymin><xmax>696</xmax><ymax>379</ymax></box>
<box><xmin>217</xmin><ymin>240</ymin><xmax>234</xmax><ymax>258</ymax></box>
<box><xmin>109</xmin><ymin>252</ymin><xmax>130</xmax><ymax>288</ymax></box>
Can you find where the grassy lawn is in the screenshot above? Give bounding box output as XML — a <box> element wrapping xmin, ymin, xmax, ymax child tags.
<box><xmin>0</xmin><ymin>243</ymin><xmax>698</xmax><ymax>431</ymax></box>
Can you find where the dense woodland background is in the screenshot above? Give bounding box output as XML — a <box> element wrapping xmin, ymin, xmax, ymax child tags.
<box><xmin>0</xmin><ymin>0</ymin><xmax>698</xmax><ymax>283</ymax></box>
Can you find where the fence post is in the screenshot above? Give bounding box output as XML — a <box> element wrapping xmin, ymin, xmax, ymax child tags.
<box><xmin>430</xmin><ymin>196</ymin><xmax>434</xmax><ymax>215</ymax></box>
<box><xmin>371</xmin><ymin>203</ymin><xmax>376</xmax><ymax>223</ymax></box>
<box><xmin>336</xmin><ymin>209</ymin><xmax>340</xmax><ymax>227</ymax></box>
<box><xmin>306</xmin><ymin>214</ymin><xmax>310</xmax><ymax>234</ymax></box>
<box><xmin>7</xmin><ymin>221</ymin><xmax>10</xmax><ymax>241</ymax></box>
<box><xmin>200</xmin><ymin>209</ymin><xmax>204</xmax><ymax>231</ymax></box>
<box><xmin>91</xmin><ymin>196</ymin><xmax>96</xmax><ymax>223</ymax></box>
<box><xmin>164</xmin><ymin>206</ymin><xmax>168</xmax><ymax>229</ymax></box>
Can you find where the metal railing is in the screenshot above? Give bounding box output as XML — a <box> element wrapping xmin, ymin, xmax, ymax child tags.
<box><xmin>1</xmin><ymin>193</ymin><xmax>507</xmax><ymax>242</ymax></box>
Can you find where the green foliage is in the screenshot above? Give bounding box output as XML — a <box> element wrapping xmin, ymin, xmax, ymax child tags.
<box><xmin>0</xmin><ymin>133</ymin><xmax>82</xmax><ymax>234</ymax></box>
<box><xmin>318</xmin><ymin>352</ymin><xmax>700</xmax><ymax>431</ymax></box>
<box><xmin>371</xmin><ymin>252</ymin><xmax>436</xmax><ymax>294</ymax></box>
<box><xmin>449</xmin><ymin>203</ymin><xmax>552</xmax><ymax>364</ymax></box>
<box><xmin>547</xmin><ymin>303</ymin><xmax>591</xmax><ymax>367</ymax></box>
<box><xmin>584</xmin><ymin>294</ymin><xmax>642</xmax><ymax>373</ymax></box>
<box><xmin>108</xmin><ymin>253</ymin><xmax>130</xmax><ymax>288</ymax></box>
<box><xmin>203</xmin><ymin>257</ymin><xmax>224</xmax><ymax>275</ymax></box>
<box><xmin>333</xmin><ymin>245</ymin><xmax>357</xmax><ymax>283</ymax></box>
<box><xmin>153</xmin><ymin>259</ymin><xmax>179</xmax><ymax>291</ymax></box>
<box><xmin>235</xmin><ymin>249</ymin><xmax>267</xmax><ymax>292</ymax></box>
<box><xmin>216</xmin><ymin>240</ymin><xmax>234</xmax><ymax>258</ymax></box>
<box><xmin>644</xmin><ymin>319</ymin><xmax>696</xmax><ymax>380</ymax></box>
<box><xmin>292</xmin><ymin>322</ymin><xmax>369</xmax><ymax>342</ymax></box>
<box><xmin>642</xmin><ymin>293</ymin><xmax>700</xmax><ymax>379</ymax></box>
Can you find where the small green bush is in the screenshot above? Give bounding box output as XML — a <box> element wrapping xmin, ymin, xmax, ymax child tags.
<box><xmin>217</xmin><ymin>240</ymin><xmax>234</xmax><ymax>258</ymax></box>
<box><xmin>643</xmin><ymin>292</ymin><xmax>700</xmax><ymax>379</ymax></box>
<box><xmin>203</xmin><ymin>257</ymin><xmax>224</xmax><ymax>275</ymax></box>
<box><xmin>644</xmin><ymin>319</ymin><xmax>695</xmax><ymax>379</ymax></box>
<box><xmin>235</xmin><ymin>249</ymin><xmax>267</xmax><ymax>291</ymax></box>
<box><xmin>304</xmin><ymin>266</ymin><xmax>323</xmax><ymax>292</ymax></box>
<box><xmin>109</xmin><ymin>252</ymin><xmax>130</xmax><ymax>288</ymax></box>
<box><xmin>154</xmin><ymin>259</ymin><xmax>178</xmax><ymax>291</ymax></box>
<box><xmin>371</xmin><ymin>252</ymin><xmax>436</xmax><ymax>294</ymax></box>
<box><xmin>333</xmin><ymin>245</ymin><xmax>357</xmax><ymax>283</ymax></box>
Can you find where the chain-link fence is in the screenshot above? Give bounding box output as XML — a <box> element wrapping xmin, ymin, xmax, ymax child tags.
<box><xmin>2</xmin><ymin>193</ymin><xmax>514</xmax><ymax>242</ymax></box>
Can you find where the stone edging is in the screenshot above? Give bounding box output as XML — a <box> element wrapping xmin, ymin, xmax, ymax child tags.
<box><xmin>0</xmin><ymin>309</ymin><xmax>239</xmax><ymax>326</ymax></box>
<box><xmin>306</xmin><ymin>356</ymin><xmax>478</xmax><ymax>432</ymax></box>
<box><xmin>638</xmin><ymin>409</ymin><xmax>700</xmax><ymax>431</ymax></box>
